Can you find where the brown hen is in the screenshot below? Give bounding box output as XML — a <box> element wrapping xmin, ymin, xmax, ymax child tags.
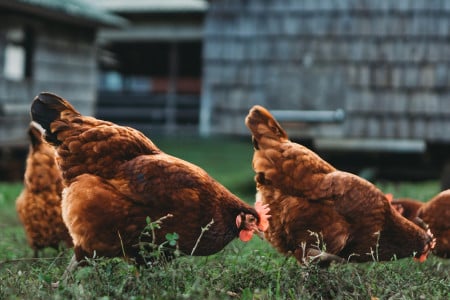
<box><xmin>16</xmin><ymin>122</ymin><xmax>72</xmax><ymax>256</ymax></box>
<box><xmin>245</xmin><ymin>105</ymin><xmax>435</xmax><ymax>264</ymax></box>
<box><xmin>392</xmin><ymin>191</ymin><xmax>450</xmax><ymax>258</ymax></box>
<box><xmin>30</xmin><ymin>92</ymin><xmax>268</xmax><ymax>265</ymax></box>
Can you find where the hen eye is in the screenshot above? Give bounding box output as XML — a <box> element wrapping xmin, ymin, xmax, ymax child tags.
<box><xmin>247</xmin><ymin>215</ymin><xmax>256</xmax><ymax>222</ymax></box>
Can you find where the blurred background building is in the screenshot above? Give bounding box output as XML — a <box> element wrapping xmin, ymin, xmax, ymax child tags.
<box><xmin>0</xmin><ymin>0</ymin><xmax>125</xmax><ymax>144</ymax></box>
<box><xmin>200</xmin><ymin>0</ymin><xmax>450</xmax><ymax>182</ymax></box>
<box><xmin>1</xmin><ymin>0</ymin><xmax>450</xmax><ymax>183</ymax></box>
<box><xmin>95</xmin><ymin>0</ymin><xmax>206</xmax><ymax>135</ymax></box>
<box><xmin>0</xmin><ymin>0</ymin><xmax>124</xmax><ymax>179</ymax></box>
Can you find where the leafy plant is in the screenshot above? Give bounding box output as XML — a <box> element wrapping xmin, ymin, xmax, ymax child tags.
<box><xmin>165</xmin><ymin>232</ymin><xmax>179</xmax><ymax>247</ymax></box>
<box><xmin>135</xmin><ymin>214</ymin><xmax>181</xmax><ymax>266</ymax></box>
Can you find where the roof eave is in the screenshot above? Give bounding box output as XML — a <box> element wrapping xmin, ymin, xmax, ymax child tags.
<box><xmin>0</xmin><ymin>0</ymin><xmax>128</xmax><ymax>29</ymax></box>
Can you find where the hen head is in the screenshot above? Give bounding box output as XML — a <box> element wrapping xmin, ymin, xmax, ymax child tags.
<box><xmin>414</xmin><ymin>228</ymin><xmax>436</xmax><ymax>262</ymax></box>
<box><xmin>235</xmin><ymin>202</ymin><xmax>271</xmax><ymax>242</ymax></box>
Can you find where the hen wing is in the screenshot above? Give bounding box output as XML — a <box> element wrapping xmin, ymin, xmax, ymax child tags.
<box><xmin>254</xmin><ymin>139</ymin><xmax>389</xmax><ymax>225</ymax></box>
<box><xmin>420</xmin><ymin>192</ymin><xmax>450</xmax><ymax>232</ymax></box>
<box><xmin>57</xmin><ymin>124</ymin><xmax>159</xmax><ymax>182</ymax></box>
<box><xmin>315</xmin><ymin>171</ymin><xmax>389</xmax><ymax>229</ymax></box>
<box><xmin>253</xmin><ymin>141</ymin><xmax>335</xmax><ymax>197</ymax></box>
<box><xmin>109</xmin><ymin>153</ymin><xmax>224</xmax><ymax>209</ymax></box>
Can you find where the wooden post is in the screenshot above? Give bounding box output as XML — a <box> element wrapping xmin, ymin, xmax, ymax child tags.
<box><xmin>165</xmin><ymin>41</ymin><xmax>178</xmax><ymax>134</ymax></box>
<box><xmin>199</xmin><ymin>77</ymin><xmax>211</xmax><ymax>137</ymax></box>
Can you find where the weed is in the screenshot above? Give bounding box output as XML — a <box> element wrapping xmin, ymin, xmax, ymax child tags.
<box><xmin>191</xmin><ymin>218</ymin><xmax>214</xmax><ymax>255</ymax></box>
<box><xmin>135</xmin><ymin>214</ymin><xmax>180</xmax><ymax>266</ymax></box>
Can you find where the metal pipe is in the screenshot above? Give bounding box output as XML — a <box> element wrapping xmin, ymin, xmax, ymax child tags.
<box><xmin>271</xmin><ymin>109</ymin><xmax>345</xmax><ymax>123</ymax></box>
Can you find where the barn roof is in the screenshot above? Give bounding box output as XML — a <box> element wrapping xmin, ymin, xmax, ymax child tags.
<box><xmin>0</xmin><ymin>0</ymin><xmax>127</xmax><ymax>28</ymax></box>
<box><xmin>93</xmin><ymin>0</ymin><xmax>208</xmax><ymax>13</ymax></box>
<box><xmin>95</xmin><ymin>0</ymin><xmax>206</xmax><ymax>42</ymax></box>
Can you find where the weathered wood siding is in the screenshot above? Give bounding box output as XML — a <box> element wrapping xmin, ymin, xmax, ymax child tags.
<box><xmin>33</xmin><ymin>24</ymin><xmax>98</xmax><ymax>115</ymax></box>
<box><xmin>0</xmin><ymin>16</ymin><xmax>98</xmax><ymax>146</ymax></box>
<box><xmin>202</xmin><ymin>0</ymin><xmax>450</xmax><ymax>142</ymax></box>
<box><xmin>96</xmin><ymin>92</ymin><xmax>200</xmax><ymax>136</ymax></box>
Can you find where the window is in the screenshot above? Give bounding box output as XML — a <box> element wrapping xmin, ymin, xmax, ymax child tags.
<box><xmin>3</xmin><ymin>26</ymin><xmax>33</xmax><ymax>81</ymax></box>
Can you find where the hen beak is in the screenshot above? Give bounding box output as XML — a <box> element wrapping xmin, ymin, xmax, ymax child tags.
<box><xmin>254</xmin><ymin>228</ymin><xmax>265</xmax><ymax>239</ymax></box>
<box><xmin>413</xmin><ymin>229</ymin><xmax>436</xmax><ymax>262</ymax></box>
<box><xmin>236</xmin><ymin>213</ymin><xmax>268</xmax><ymax>241</ymax></box>
<box><xmin>248</xmin><ymin>216</ymin><xmax>266</xmax><ymax>239</ymax></box>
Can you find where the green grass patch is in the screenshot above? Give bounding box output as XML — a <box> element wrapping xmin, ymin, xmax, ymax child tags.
<box><xmin>1</xmin><ymin>137</ymin><xmax>449</xmax><ymax>299</ymax></box>
<box><xmin>377</xmin><ymin>180</ymin><xmax>440</xmax><ymax>202</ymax></box>
<box><xmin>0</xmin><ymin>183</ymin><xmax>23</xmax><ymax>225</ymax></box>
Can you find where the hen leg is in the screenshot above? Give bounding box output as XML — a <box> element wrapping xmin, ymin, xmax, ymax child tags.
<box><xmin>52</xmin><ymin>254</ymin><xmax>78</xmax><ymax>288</ymax></box>
<box><xmin>58</xmin><ymin>246</ymin><xmax>89</xmax><ymax>285</ymax></box>
<box><xmin>62</xmin><ymin>254</ymin><xmax>78</xmax><ymax>279</ymax></box>
<box><xmin>306</xmin><ymin>248</ymin><xmax>346</xmax><ymax>267</ymax></box>
<box><xmin>294</xmin><ymin>247</ymin><xmax>345</xmax><ymax>267</ymax></box>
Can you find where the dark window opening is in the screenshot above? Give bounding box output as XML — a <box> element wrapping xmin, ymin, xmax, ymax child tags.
<box><xmin>3</xmin><ymin>26</ymin><xmax>34</xmax><ymax>80</ymax></box>
<box><xmin>97</xmin><ymin>40</ymin><xmax>202</xmax><ymax>130</ymax></box>
<box><xmin>99</xmin><ymin>41</ymin><xmax>202</xmax><ymax>94</ymax></box>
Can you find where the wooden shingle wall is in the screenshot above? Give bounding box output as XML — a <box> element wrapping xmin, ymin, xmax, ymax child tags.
<box><xmin>0</xmin><ymin>16</ymin><xmax>98</xmax><ymax>146</ymax></box>
<box><xmin>32</xmin><ymin>24</ymin><xmax>97</xmax><ymax>115</ymax></box>
<box><xmin>202</xmin><ymin>0</ymin><xmax>450</xmax><ymax>141</ymax></box>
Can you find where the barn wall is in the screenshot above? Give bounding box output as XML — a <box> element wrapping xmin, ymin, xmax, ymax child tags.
<box><xmin>33</xmin><ymin>23</ymin><xmax>98</xmax><ymax>115</ymax></box>
<box><xmin>201</xmin><ymin>0</ymin><xmax>450</xmax><ymax>141</ymax></box>
<box><xmin>0</xmin><ymin>15</ymin><xmax>98</xmax><ymax>146</ymax></box>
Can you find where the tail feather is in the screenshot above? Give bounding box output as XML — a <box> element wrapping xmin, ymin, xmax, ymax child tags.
<box><xmin>30</xmin><ymin>92</ymin><xmax>80</xmax><ymax>145</ymax></box>
<box><xmin>245</xmin><ymin>105</ymin><xmax>288</xmax><ymax>146</ymax></box>
<box><xmin>28</xmin><ymin>121</ymin><xmax>45</xmax><ymax>148</ymax></box>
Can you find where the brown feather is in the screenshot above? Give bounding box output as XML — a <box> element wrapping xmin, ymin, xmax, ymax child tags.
<box><xmin>30</xmin><ymin>92</ymin><xmax>262</xmax><ymax>264</ymax></box>
<box><xmin>246</xmin><ymin>105</ymin><xmax>435</xmax><ymax>264</ymax></box>
<box><xmin>16</xmin><ymin>123</ymin><xmax>73</xmax><ymax>255</ymax></box>
<box><xmin>392</xmin><ymin>191</ymin><xmax>450</xmax><ymax>258</ymax></box>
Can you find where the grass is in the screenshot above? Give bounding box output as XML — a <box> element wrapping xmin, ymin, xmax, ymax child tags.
<box><xmin>1</xmin><ymin>137</ymin><xmax>449</xmax><ymax>299</ymax></box>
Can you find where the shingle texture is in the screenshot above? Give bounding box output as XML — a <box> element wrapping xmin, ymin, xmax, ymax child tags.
<box><xmin>203</xmin><ymin>0</ymin><xmax>450</xmax><ymax>141</ymax></box>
